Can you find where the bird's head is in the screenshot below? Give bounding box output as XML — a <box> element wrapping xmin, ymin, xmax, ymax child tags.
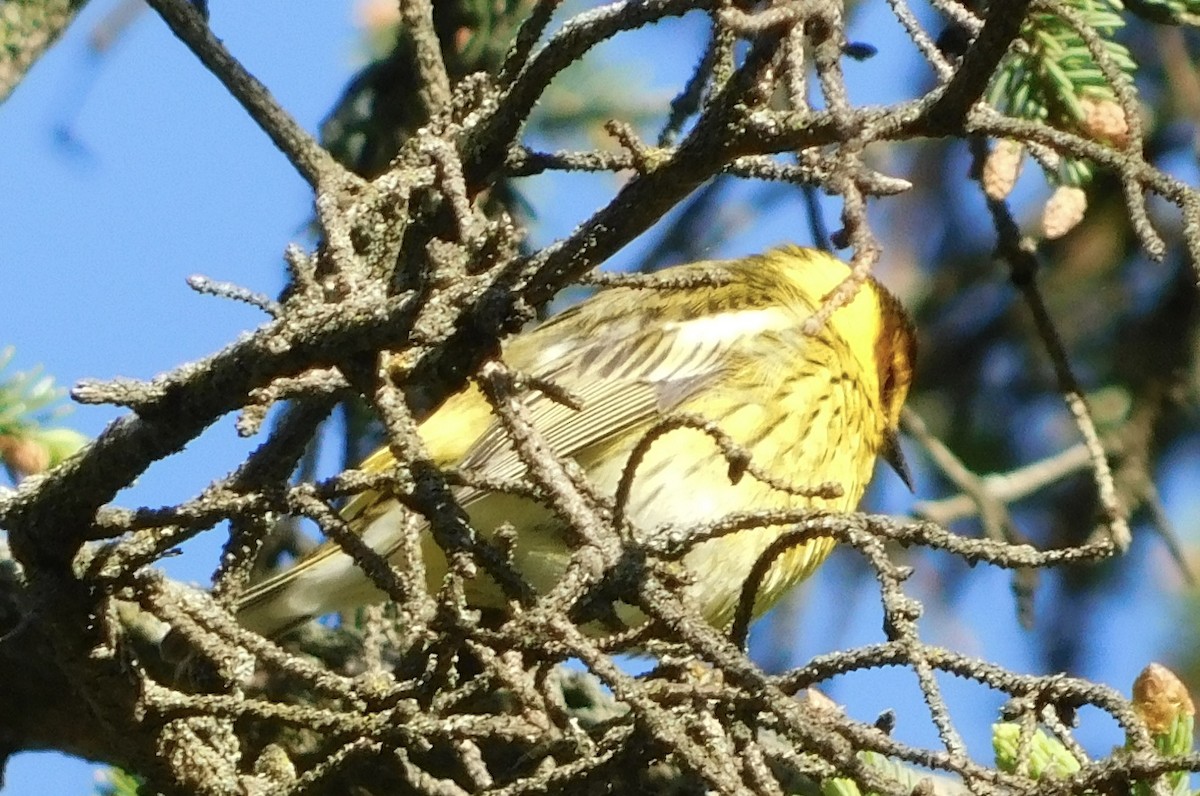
<box><xmin>766</xmin><ymin>246</ymin><xmax>918</xmax><ymax>488</ymax></box>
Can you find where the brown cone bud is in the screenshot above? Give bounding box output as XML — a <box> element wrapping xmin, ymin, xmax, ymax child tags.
<box><xmin>1041</xmin><ymin>186</ymin><xmax>1087</xmax><ymax>240</ymax></box>
<box><xmin>983</xmin><ymin>139</ymin><xmax>1025</xmax><ymax>201</ymax></box>
<box><xmin>1132</xmin><ymin>662</ymin><xmax>1195</xmax><ymax>735</ymax></box>
<box><xmin>355</xmin><ymin>0</ymin><xmax>400</xmax><ymax>31</ymax></box>
<box><xmin>0</xmin><ymin>434</ymin><xmax>50</xmax><ymax>478</ymax></box>
<box><xmin>1079</xmin><ymin>97</ymin><xmax>1132</xmax><ymax>149</ymax></box>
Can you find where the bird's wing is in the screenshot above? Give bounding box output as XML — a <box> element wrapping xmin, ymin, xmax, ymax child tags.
<box><xmin>234</xmin><ymin>300</ymin><xmax>793</xmax><ymax>623</ymax></box>
<box><xmin>453</xmin><ymin>300</ymin><xmax>793</xmax><ymax>487</ymax></box>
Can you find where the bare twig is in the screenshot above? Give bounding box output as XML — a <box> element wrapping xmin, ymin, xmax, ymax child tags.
<box><xmin>144</xmin><ymin>0</ymin><xmax>345</xmax><ymax>188</ymax></box>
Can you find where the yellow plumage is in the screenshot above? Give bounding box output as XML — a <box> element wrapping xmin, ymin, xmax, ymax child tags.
<box><xmin>236</xmin><ymin>246</ymin><xmax>916</xmax><ymax>636</ymax></box>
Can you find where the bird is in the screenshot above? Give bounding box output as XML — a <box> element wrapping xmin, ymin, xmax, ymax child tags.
<box><xmin>235</xmin><ymin>245</ymin><xmax>916</xmax><ymax>638</ymax></box>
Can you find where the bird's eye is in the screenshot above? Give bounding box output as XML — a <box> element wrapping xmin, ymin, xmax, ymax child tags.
<box><xmin>881</xmin><ymin>369</ymin><xmax>895</xmax><ymax>403</ymax></box>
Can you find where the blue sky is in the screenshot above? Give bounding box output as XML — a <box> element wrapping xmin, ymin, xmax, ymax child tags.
<box><xmin>0</xmin><ymin>2</ymin><xmax>1191</xmax><ymax>792</ymax></box>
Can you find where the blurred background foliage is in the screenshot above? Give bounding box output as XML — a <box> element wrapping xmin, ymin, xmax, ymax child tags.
<box><xmin>6</xmin><ymin>0</ymin><xmax>1200</xmax><ymax>788</ymax></box>
<box><xmin>0</xmin><ymin>347</ymin><xmax>88</xmax><ymax>484</ymax></box>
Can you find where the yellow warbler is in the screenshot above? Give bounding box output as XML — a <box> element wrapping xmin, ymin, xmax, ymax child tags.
<box><xmin>236</xmin><ymin>246</ymin><xmax>916</xmax><ymax>636</ymax></box>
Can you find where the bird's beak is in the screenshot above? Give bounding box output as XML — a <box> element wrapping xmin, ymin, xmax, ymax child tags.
<box><xmin>881</xmin><ymin>429</ymin><xmax>914</xmax><ymax>492</ymax></box>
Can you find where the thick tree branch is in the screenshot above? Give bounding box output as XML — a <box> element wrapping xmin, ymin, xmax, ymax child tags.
<box><xmin>0</xmin><ymin>0</ymin><xmax>88</xmax><ymax>103</ymax></box>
